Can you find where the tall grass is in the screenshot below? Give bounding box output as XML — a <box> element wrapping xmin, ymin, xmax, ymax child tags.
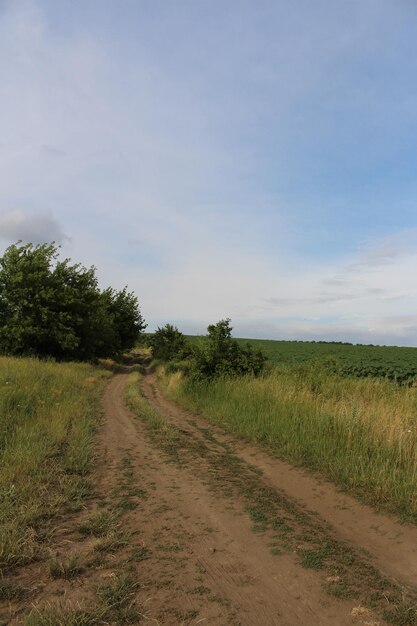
<box><xmin>163</xmin><ymin>364</ymin><xmax>417</xmax><ymax>523</ymax></box>
<box><xmin>0</xmin><ymin>356</ymin><xmax>110</xmax><ymax>569</ymax></box>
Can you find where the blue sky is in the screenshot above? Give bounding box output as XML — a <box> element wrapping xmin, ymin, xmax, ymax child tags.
<box><xmin>1</xmin><ymin>0</ymin><xmax>417</xmax><ymax>344</ymax></box>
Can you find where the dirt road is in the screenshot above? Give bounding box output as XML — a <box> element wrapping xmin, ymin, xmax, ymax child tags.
<box><xmin>3</xmin><ymin>371</ymin><xmax>416</xmax><ymax>625</ymax></box>
<box><xmin>102</xmin><ymin>372</ymin><xmax>416</xmax><ymax>625</ymax></box>
<box><xmin>105</xmin><ymin>373</ymin><xmax>354</xmax><ymax>625</ymax></box>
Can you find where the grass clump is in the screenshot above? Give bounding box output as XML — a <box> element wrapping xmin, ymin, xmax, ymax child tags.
<box><xmin>49</xmin><ymin>555</ymin><xmax>84</xmax><ymax>579</ymax></box>
<box><xmin>384</xmin><ymin>603</ymin><xmax>417</xmax><ymax>626</ymax></box>
<box><xmin>24</xmin><ymin>605</ymin><xmax>99</xmax><ymax>626</ymax></box>
<box><xmin>0</xmin><ymin>356</ymin><xmax>110</xmax><ymax>569</ymax></box>
<box><xmin>78</xmin><ymin>511</ymin><xmax>116</xmax><ymax>538</ymax></box>
<box><xmin>299</xmin><ymin>548</ymin><xmax>327</xmax><ymax>570</ymax></box>
<box><xmin>23</xmin><ymin>576</ymin><xmax>141</xmax><ymax>625</ymax></box>
<box><xmin>0</xmin><ymin>579</ymin><xmax>25</xmax><ymax>601</ymax></box>
<box><xmin>94</xmin><ymin>528</ymin><xmax>133</xmax><ymax>554</ymax></box>
<box><xmin>129</xmin><ymin>545</ymin><xmax>150</xmax><ymax>562</ymax></box>
<box><xmin>324</xmin><ymin>581</ymin><xmax>358</xmax><ymax>599</ymax></box>
<box><xmin>96</xmin><ymin>574</ymin><xmax>140</xmax><ymax>624</ymax></box>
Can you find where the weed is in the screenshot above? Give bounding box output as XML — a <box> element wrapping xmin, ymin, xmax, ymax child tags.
<box><xmin>299</xmin><ymin>548</ymin><xmax>326</xmax><ymax>570</ymax></box>
<box><xmin>94</xmin><ymin>529</ymin><xmax>132</xmax><ymax>554</ymax></box>
<box><xmin>78</xmin><ymin>512</ymin><xmax>116</xmax><ymax>538</ymax></box>
<box><xmin>156</xmin><ymin>541</ymin><xmax>183</xmax><ymax>553</ymax></box>
<box><xmin>252</xmin><ymin>523</ymin><xmax>268</xmax><ymax>533</ymax></box>
<box><xmin>49</xmin><ymin>555</ymin><xmax>84</xmax><ymax>579</ymax></box>
<box><xmin>96</xmin><ymin>574</ymin><xmax>140</xmax><ymax>624</ymax></box>
<box><xmin>130</xmin><ymin>545</ymin><xmax>150</xmax><ymax>562</ymax></box>
<box><xmin>114</xmin><ymin>498</ymin><xmax>138</xmax><ymax>512</ymax></box>
<box><xmin>24</xmin><ymin>604</ymin><xmax>99</xmax><ymax>626</ymax></box>
<box><xmin>0</xmin><ymin>579</ymin><xmax>24</xmax><ymax>601</ymax></box>
<box><xmin>272</xmin><ymin>518</ymin><xmax>292</xmax><ymax>532</ymax></box>
<box><xmin>323</xmin><ymin>581</ymin><xmax>358</xmax><ymax>599</ymax></box>
<box><xmin>383</xmin><ymin>602</ymin><xmax>417</xmax><ymax>626</ymax></box>
<box><xmin>246</xmin><ymin>506</ymin><xmax>268</xmax><ymax>524</ymax></box>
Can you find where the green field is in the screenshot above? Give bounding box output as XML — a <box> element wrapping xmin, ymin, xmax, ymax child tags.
<box><xmin>187</xmin><ymin>336</ymin><xmax>417</xmax><ymax>384</ymax></box>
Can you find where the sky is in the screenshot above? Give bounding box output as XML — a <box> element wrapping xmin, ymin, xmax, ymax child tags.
<box><xmin>1</xmin><ymin>0</ymin><xmax>417</xmax><ymax>345</ymax></box>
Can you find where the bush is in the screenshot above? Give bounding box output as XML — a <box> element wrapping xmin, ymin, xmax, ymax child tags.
<box><xmin>191</xmin><ymin>319</ymin><xmax>266</xmax><ymax>379</ymax></box>
<box><xmin>150</xmin><ymin>324</ymin><xmax>190</xmax><ymax>361</ymax></box>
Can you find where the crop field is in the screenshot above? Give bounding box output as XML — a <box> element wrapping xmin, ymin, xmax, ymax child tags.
<box><xmin>239</xmin><ymin>338</ymin><xmax>417</xmax><ymax>384</ymax></box>
<box><xmin>187</xmin><ymin>335</ymin><xmax>417</xmax><ymax>384</ymax></box>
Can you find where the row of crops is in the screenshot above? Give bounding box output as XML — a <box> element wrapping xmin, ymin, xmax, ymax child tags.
<box><xmin>234</xmin><ymin>338</ymin><xmax>417</xmax><ymax>385</ymax></box>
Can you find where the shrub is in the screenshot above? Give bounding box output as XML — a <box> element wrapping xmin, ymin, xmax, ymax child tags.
<box><xmin>150</xmin><ymin>324</ymin><xmax>190</xmax><ymax>361</ymax></box>
<box><xmin>191</xmin><ymin>319</ymin><xmax>266</xmax><ymax>379</ymax></box>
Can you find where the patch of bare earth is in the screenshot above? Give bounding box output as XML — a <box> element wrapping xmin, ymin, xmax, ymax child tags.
<box><xmin>2</xmin><ymin>371</ymin><xmax>416</xmax><ymax>625</ymax></box>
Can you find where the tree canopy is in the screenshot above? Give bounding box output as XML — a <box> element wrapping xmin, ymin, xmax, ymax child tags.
<box><xmin>0</xmin><ymin>242</ymin><xmax>146</xmax><ymax>360</ymax></box>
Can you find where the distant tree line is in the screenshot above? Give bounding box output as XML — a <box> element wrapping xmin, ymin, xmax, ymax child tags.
<box><xmin>0</xmin><ymin>242</ymin><xmax>146</xmax><ymax>360</ymax></box>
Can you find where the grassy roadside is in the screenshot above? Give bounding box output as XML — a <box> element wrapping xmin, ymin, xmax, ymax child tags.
<box><xmin>0</xmin><ymin>356</ymin><xmax>110</xmax><ymax>570</ymax></box>
<box><xmin>161</xmin><ymin>365</ymin><xmax>417</xmax><ymax>524</ymax></box>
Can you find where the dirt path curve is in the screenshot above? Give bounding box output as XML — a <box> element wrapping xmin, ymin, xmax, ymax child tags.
<box><xmin>142</xmin><ymin>373</ymin><xmax>417</xmax><ymax>589</ymax></box>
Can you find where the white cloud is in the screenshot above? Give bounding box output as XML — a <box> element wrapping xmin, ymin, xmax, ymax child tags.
<box><xmin>0</xmin><ymin>208</ymin><xmax>68</xmax><ymax>244</ymax></box>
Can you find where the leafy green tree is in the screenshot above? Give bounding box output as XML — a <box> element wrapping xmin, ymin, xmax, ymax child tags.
<box><xmin>192</xmin><ymin>319</ymin><xmax>266</xmax><ymax>379</ymax></box>
<box><xmin>0</xmin><ymin>242</ymin><xmax>64</xmax><ymax>356</ymax></box>
<box><xmin>0</xmin><ymin>242</ymin><xmax>146</xmax><ymax>360</ymax></box>
<box><xmin>150</xmin><ymin>324</ymin><xmax>190</xmax><ymax>361</ymax></box>
<box><xmin>103</xmin><ymin>287</ymin><xmax>146</xmax><ymax>353</ymax></box>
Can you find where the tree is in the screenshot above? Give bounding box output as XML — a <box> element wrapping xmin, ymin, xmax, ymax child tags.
<box><xmin>0</xmin><ymin>241</ymin><xmax>146</xmax><ymax>360</ymax></box>
<box><xmin>191</xmin><ymin>319</ymin><xmax>266</xmax><ymax>379</ymax></box>
<box><xmin>0</xmin><ymin>242</ymin><xmax>64</xmax><ymax>356</ymax></box>
<box><xmin>103</xmin><ymin>287</ymin><xmax>146</xmax><ymax>353</ymax></box>
<box><xmin>150</xmin><ymin>324</ymin><xmax>190</xmax><ymax>361</ymax></box>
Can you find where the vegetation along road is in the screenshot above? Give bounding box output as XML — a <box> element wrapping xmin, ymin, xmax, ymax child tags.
<box><xmin>5</xmin><ymin>360</ymin><xmax>416</xmax><ymax>625</ymax></box>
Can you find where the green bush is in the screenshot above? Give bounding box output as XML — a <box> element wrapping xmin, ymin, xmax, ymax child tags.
<box><xmin>150</xmin><ymin>324</ymin><xmax>190</xmax><ymax>361</ymax></box>
<box><xmin>191</xmin><ymin>319</ymin><xmax>266</xmax><ymax>379</ymax></box>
